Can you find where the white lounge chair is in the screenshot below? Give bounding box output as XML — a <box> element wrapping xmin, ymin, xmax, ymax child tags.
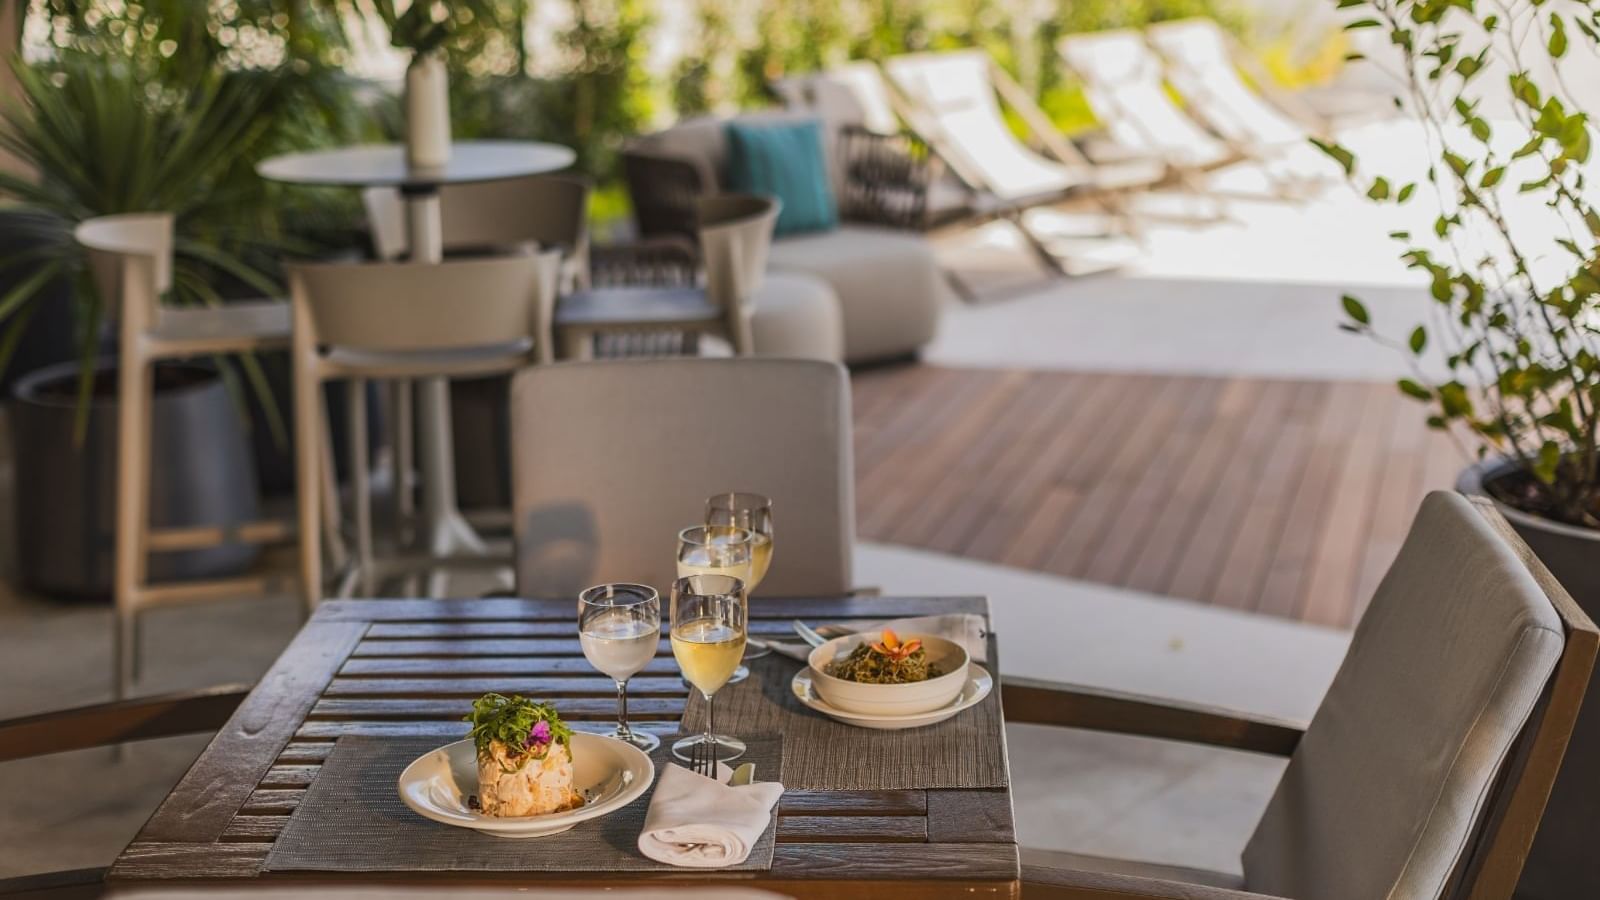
<box><xmin>881</xmin><ymin>49</ymin><xmax>1162</xmax><ymax>276</ymax></box>
<box><xmin>1146</xmin><ymin>18</ymin><xmax>1323</xmax><ymax>152</ymax></box>
<box><xmin>1055</xmin><ymin>28</ymin><xmax>1240</xmax><ymax>203</ymax></box>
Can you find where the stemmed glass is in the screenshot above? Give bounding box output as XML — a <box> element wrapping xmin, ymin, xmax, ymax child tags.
<box><xmin>578</xmin><ymin>583</ymin><xmax>662</xmax><ymax>751</ymax></box>
<box><xmin>706</xmin><ymin>492</ymin><xmax>774</xmax><ymax>664</ymax></box>
<box><xmin>676</xmin><ymin>525</ymin><xmax>755</xmax><ymax>682</ymax></box>
<box><xmin>669</xmin><ymin>573</ymin><xmax>748</xmax><ymax>763</ymax></box>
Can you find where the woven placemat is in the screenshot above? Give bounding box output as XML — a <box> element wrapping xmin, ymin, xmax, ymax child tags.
<box><xmin>683</xmin><ymin>653</ymin><xmax>1007</xmax><ymax>791</ymax></box>
<box><xmin>264</xmin><ymin>734</ymin><xmax>782</xmax><ymax>873</ymax></box>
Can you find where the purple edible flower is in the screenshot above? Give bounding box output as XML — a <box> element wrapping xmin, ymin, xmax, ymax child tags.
<box><xmin>525</xmin><ymin>720</ymin><xmax>552</xmax><ymax>748</ymax></box>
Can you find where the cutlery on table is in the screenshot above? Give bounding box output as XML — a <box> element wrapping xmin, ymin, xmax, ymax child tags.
<box><xmin>791</xmin><ymin>619</ymin><xmax>828</xmax><ymax>648</ymax></box>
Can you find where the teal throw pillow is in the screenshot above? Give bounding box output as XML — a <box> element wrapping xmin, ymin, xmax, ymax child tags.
<box><xmin>724</xmin><ymin>119</ymin><xmax>838</xmax><ymax>237</ymax></box>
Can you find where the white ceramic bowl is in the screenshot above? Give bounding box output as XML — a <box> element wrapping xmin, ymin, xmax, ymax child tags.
<box><xmin>397</xmin><ymin>733</ymin><xmax>654</xmax><ymax>838</ymax></box>
<box><xmin>806</xmin><ymin>633</ymin><xmax>970</xmax><ymax>717</ymax></box>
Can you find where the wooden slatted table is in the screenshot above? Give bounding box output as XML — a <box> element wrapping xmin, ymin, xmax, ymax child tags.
<box><xmin>108</xmin><ymin>596</ymin><xmax>1019</xmax><ymax>898</ymax></box>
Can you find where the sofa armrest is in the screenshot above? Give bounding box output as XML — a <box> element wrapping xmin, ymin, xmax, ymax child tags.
<box><xmin>1002</xmin><ymin>676</ymin><xmax>1306</xmax><ymax>756</ymax></box>
<box><xmin>835</xmin><ymin>124</ymin><xmax>942</xmax><ymax>231</ymax></box>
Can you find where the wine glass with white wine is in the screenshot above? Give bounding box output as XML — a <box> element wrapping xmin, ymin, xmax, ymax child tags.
<box><xmin>676</xmin><ymin>525</ymin><xmax>755</xmax><ymax>682</ymax></box>
<box><xmin>706</xmin><ymin>492</ymin><xmax>774</xmax><ymax>663</ymax></box>
<box><xmin>578</xmin><ymin>583</ymin><xmax>662</xmax><ymax>751</ymax></box>
<box><xmin>669</xmin><ymin>573</ymin><xmax>748</xmax><ymax>763</ymax></box>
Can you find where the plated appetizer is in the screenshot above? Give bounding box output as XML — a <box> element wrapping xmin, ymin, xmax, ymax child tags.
<box><xmin>825</xmin><ymin>629</ymin><xmax>945</xmax><ymax>684</ymax></box>
<box><xmin>463</xmin><ymin>693</ymin><xmax>583</xmax><ymax>817</ymax></box>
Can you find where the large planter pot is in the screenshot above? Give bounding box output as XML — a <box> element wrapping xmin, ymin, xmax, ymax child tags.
<box><xmin>0</xmin><ymin>213</ymin><xmax>113</xmax><ymax>395</ymax></box>
<box><xmin>8</xmin><ymin>360</ymin><xmax>262</xmax><ymax>600</ymax></box>
<box><xmin>1457</xmin><ymin>458</ymin><xmax>1600</xmax><ymax>604</ymax></box>
<box><xmin>1458</xmin><ymin>457</ymin><xmax>1600</xmax><ymax>899</ymax></box>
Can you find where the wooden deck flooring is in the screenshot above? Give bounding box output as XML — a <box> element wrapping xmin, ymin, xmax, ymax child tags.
<box><xmin>850</xmin><ymin>365</ymin><xmax>1462</xmax><ymax>629</ymax></box>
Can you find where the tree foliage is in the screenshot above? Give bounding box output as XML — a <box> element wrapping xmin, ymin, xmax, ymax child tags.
<box><xmin>1327</xmin><ymin>0</ymin><xmax>1600</xmax><ymax>527</ymax></box>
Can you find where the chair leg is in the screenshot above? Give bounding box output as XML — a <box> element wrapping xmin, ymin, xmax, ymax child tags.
<box><xmin>317</xmin><ymin>392</ymin><xmax>346</xmax><ymax>577</ymax></box>
<box><xmin>113</xmin><ymin>357</ymin><xmax>153</xmax><ymax>700</ymax></box>
<box><xmin>347</xmin><ymin>379</ymin><xmax>374</xmax><ymax>597</ymax></box>
<box><xmin>561</xmin><ymin>328</ymin><xmax>595</xmax><ymax>361</ymax></box>
<box><xmin>393</xmin><ymin>378</ymin><xmax>414</xmax><ymax>545</ymax></box>
<box><xmin>1007</xmin><ymin>212</ymin><xmax>1070</xmax><ymax>278</ymax></box>
<box><xmin>294</xmin><ymin>365</ymin><xmax>323</xmax><ymax>614</ymax></box>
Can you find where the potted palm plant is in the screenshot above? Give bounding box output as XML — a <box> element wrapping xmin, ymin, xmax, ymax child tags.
<box><xmin>1327</xmin><ymin>0</ymin><xmax>1599</xmax><ymax>892</ymax></box>
<box><xmin>0</xmin><ymin>55</ymin><xmax>291</xmax><ymax>597</ymax></box>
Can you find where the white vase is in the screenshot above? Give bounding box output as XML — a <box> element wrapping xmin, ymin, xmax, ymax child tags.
<box><xmin>405</xmin><ymin>53</ymin><xmax>451</xmax><ymax>168</ymax></box>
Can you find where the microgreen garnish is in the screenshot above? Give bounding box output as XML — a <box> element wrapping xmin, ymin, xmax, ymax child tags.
<box><xmin>464</xmin><ymin>693</ymin><xmax>572</xmax><ymax>772</ymax></box>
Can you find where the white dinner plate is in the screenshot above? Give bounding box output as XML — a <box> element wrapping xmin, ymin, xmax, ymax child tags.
<box><xmin>397</xmin><ymin>734</ymin><xmax>654</xmax><ymax>838</ymax></box>
<box><xmin>791</xmin><ymin>665</ymin><xmax>993</xmax><ymax>730</ymax></box>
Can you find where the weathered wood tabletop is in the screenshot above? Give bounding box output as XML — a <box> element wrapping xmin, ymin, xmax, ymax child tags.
<box><xmin>108</xmin><ymin>596</ymin><xmax>1019</xmax><ymax>898</ymax></box>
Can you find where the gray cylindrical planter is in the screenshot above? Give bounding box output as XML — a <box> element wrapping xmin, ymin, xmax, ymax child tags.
<box><xmin>8</xmin><ymin>360</ymin><xmax>262</xmax><ymax>601</ymax></box>
<box><xmin>1458</xmin><ymin>457</ymin><xmax>1600</xmax><ymax>899</ymax></box>
<box><xmin>1457</xmin><ymin>458</ymin><xmax>1600</xmax><ymax>604</ymax></box>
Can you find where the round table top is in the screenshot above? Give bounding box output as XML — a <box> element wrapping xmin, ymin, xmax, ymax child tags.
<box><xmin>256</xmin><ymin>140</ymin><xmax>576</xmax><ymax>189</ymax></box>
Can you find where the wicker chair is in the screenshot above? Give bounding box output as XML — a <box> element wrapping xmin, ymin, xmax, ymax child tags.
<box><xmin>621</xmin><ymin>111</ymin><xmax>944</xmax><ymax>364</ymax></box>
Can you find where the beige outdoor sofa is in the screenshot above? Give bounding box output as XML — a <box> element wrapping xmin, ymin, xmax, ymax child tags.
<box><xmin>622</xmin><ymin>111</ymin><xmax>948</xmax><ymax>364</ymax></box>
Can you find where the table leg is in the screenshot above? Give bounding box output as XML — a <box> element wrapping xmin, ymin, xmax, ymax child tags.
<box><xmin>403</xmin><ymin>189</ymin><xmax>511</xmax><ymax>596</ymax></box>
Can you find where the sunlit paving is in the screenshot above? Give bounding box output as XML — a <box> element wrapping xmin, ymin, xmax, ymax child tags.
<box><xmin>3</xmin><ymin>0</ymin><xmax>1599</xmax><ymax>898</ymax></box>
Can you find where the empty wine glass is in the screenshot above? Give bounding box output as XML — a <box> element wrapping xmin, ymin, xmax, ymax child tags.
<box><xmin>669</xmin><ymin>573</ymin><xmax>748</xmax><ymax>764</ymax></box>
<box><xmin>579</xmin><ymin>583</ymin><xmax>661</xmax><ymax>751</ymax></box>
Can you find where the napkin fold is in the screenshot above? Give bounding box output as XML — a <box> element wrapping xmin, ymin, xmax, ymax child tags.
<box><xmin>637</xmin><ymin>762</ymin><xmax>784</xmax><ymax>868</ymax></box>
<box><xmin>767</xmin><ymin>613</ymin><xmax>989</xmax><ymax>664</ymax></box>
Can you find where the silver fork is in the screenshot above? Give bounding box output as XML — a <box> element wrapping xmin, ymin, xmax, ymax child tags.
<box><xmin>691</xmin><ymin>735</ymin><xmax>718</xmax><ymax>779</ymax></box>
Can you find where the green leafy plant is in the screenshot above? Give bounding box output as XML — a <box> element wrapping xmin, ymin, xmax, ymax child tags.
<box><xmin>0</xmin><ymin>53</ymin><xmax>296</xmax><ymax>435</ymax></box>
<box><xmin>1326</xmin><ymin>0</ymin><xmax>1600</xmax><ymax>528</ymax></box>
<box><xmin>464</xmin><ymin>693</ymin><xmax>572</xmax><ymax>771</ymax></box>
<box><xmin>368</xmin><ymin>0</ymin><xmax>502</xmax><ymax>56</ymax></box>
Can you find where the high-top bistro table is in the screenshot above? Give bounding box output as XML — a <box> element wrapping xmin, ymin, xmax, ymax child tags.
<box><xmin>257</xmin><ymin>142</ymin><xmax>576</xmax><ymax>594</ymax></box>
<box><xmin>107</xmin><ymin>595</ymin><xmax>1019</xmax><ymax>898</ymax></box>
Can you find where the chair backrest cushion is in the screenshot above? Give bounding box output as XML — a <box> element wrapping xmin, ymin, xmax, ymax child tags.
<box><xmin>1242</xmin><ymin>491</ymin><xmax>1566</xmax><ymax>900</ymax></box>
<box><xmin>362</xmin><ymin>176</ymin><xmax>591</xmax><ymax>263</ymax></box>
<box><xmin>289</xmin><ymin>252</ymin><xmax>559</xmax><ymax>353</ymax></box>
<box><xmin>724</xmin><ymin>120</ymin><xmax>837</xmax><ymax>237</ymax></box>
<box><xmin>631</xmin><ymin>109</ymin><xmax>829</xmax><ymax>191</ymax></box>
<box><xmin>698</xmin><ymin>194</ymin><xmax>779</xmax><ymax>315</ymax></box>
<box><xmin>75</xmin><ymin>213</ymin><xmax>175</xmax><ymax>314</ymax></box>
<box><xmin>510</xmin><ymin>358</ymin><xmax>854</xmax><ymax>599</ymax></box>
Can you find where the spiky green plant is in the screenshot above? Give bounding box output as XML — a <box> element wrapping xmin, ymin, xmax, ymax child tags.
<box><xmin>0</xmin><ymin>54</ymin><xmax>294</xmax><ymax>436</ymax></box>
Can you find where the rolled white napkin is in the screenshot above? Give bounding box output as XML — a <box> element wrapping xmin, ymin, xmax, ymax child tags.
<box><xmin>637</xmin><ymin>762</ymin><xmax>784</xmax><ymax>868</ymax></box>
<box><xmin>767</xmin><ymin>613</ymin><xmax>989</xmax><ymax>664</ymax></box>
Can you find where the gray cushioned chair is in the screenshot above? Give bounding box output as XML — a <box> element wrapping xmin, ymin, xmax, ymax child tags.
<box><xmin>1010</xmin><ymin>491</ymin><xmax>1597</xmax><ymax>899</ymax></box>
<box><xmin>623</xmin><ymin>112</ymin><xmax>945</xmax><ymax>364</ymax></box>
<box><xmin>510</xmin><ymin>357</ymin><xmax>853</xmax><ymax>599</ymax></box>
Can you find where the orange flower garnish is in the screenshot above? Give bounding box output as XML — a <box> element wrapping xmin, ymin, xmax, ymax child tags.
<box><xmin>869</xmin><ymin>629</ymin><xmax>922</xmax><ymax>662</ymax></box>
